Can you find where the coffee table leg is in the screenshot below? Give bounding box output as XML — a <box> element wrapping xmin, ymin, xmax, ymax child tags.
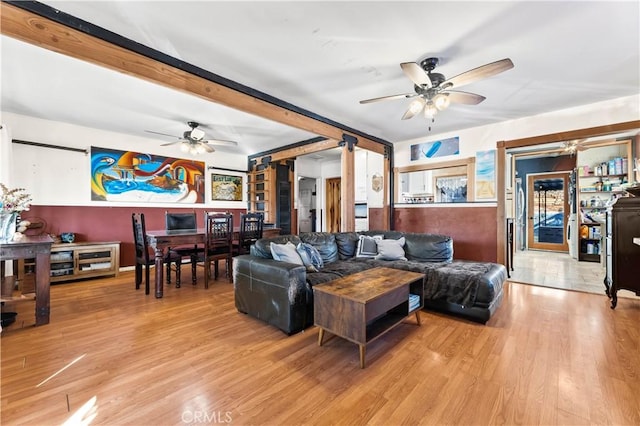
<box><xmin>359</xmin><ymin>345</ymin><xmax>366</xmax><ymax>369</ymax></box>
<box><xmin>415</xmin><ymin>310</ymin><xmax>421</xmax><ymax>326</ymax></box>
<box><xmin>318</xmin><ymin>328</ymin><xmax>325</xmax><ymax>346</ymax></box>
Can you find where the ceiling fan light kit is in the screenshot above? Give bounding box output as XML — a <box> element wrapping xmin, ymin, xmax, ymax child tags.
<box><xmin>361</xmin><ymin>56</ymin><xmax>514</xmax><ymax>131</ymax></box>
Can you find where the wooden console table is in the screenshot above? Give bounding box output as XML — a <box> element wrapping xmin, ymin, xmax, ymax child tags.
<box><xmin>0</xmin><ymin>235</ymin><xmax>53</xmax><ymax>326</ymax></box>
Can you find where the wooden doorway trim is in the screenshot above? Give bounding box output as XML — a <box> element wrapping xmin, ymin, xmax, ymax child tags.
<box><xmin>496</xmin><ymin>120</ymin><xmax>640</xmax><ymax>265</ymax></box>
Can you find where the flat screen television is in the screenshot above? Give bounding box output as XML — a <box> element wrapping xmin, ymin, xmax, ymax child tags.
<box><xmin>355</xmin><ymin>203</ymin><xmax>368</xmax><ymax>218</ymax></box>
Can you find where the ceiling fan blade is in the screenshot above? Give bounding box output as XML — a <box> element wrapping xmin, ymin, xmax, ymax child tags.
<box><xmin>145</xmin><ymin>130</ymin><xmax>178</xmax><ymax>138</ymax></box>
<box><xmin>442</xmin><ymin>58</ymin><xmax>514</xmax><ymax>89</ymax></box>
<box><xmin>201</xmin><ymin>143</ymin><xmax>215</xmax><ymax>153</ymax></box>
<box><xmin>400</xmin><ymin>62</ymin><xmax>432</xmax><ymax>88</ymax></box>
<box><xmin>203</xmin><ymin>139</ymin><xmax>238</xmax><ymax>146</ymax></box>
<box><xmin>360</xmin><ymin>93</ymin><xmax>416</xmax><ymax>104</ymax></box>
<box><xmin>444</xmin><ymin>90</ymin><xmax>486</xmax><ymax>105</ymax></box>
<box><xmin>160</xmin><ymin>140</ymin><xmax>181</xmax><ymax>146</ymax></box>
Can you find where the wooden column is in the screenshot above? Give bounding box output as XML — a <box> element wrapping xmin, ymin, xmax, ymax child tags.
<box><xmin>340</xmin><ymin>136</ymin><xmax>356</xmax><ymax>232</ymax></box>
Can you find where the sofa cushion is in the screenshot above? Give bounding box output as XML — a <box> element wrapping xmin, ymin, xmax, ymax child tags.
<box><xmin>271</xmin><ymin>242</ymin><xmax>304</xmax><ymax>265</ymax></box>
<box><xmin>305</xmin><ymin>260</ymin><xmax>374</xmax><ymax>286</ymax></box>
<box><xmin>424</xmin><ymin>261</ymin><xmax>499</xmax><ymax>308</ymax></box>
<box><xmin>375</xmin><ymin>237</ymin><xmax>407</xmax><ymax>261</ymax></box>
<box><xmin>299</xmin><ymin>232</ymin><xmax>339</xmax><ymax>264</ymax></box>
<box><xmin>403</xmin><ymin>233</ymin><xmax>453</xmax><ymax>262</ymax></box>
<box><xmin>334</xmin><ymin>232</ymin><xmax>360</xmax><ymax>259</ymax></box>
<box><xmin>296</xmin><ymin>242</ymin><xmax>324</xmax><ymax>272</ymax></box>
<box><xmin>253</xmin><ymin>235</ymin><xmax>302</xmax><ymax>259</ymax></box>
<box><xmin>362</xmin><ymin>230</ymin><xmax>405</xmax><ymax>240</ymax></box>
<box><xmin>355</xmin><ymin>234</ymin><xmax>383</xmax><ymax>258</ymax></box>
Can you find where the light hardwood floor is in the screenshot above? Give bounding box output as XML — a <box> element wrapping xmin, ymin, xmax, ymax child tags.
<box><xmin>1</xmin><ymin>265</ymin><xmax>639</xmax><ymax>425</ymax></box>
<box><xmin>510</xmin><ymin>249</ymin><xmax>640</xmax><ymax>300</ymax></box>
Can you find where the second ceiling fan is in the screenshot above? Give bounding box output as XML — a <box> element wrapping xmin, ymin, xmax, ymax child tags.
<box><xmin>360</xmin><ymin>57</ymin><xmax>514</xmax><ymax>130</ymax></box>
<box><xmin>146</xmin><ymin>121</ymin><xmax>238</xmax><ymax>154</ymax></box>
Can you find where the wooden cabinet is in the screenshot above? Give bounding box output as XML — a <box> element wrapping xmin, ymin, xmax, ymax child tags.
<box><xmin>576</xmin><ymin>140</ymin><xmax>632</xmax><ymax>262</ymax></box>
<box><xmin>605</xmin><ymin>197</ymin><xmax>640</xmax><ymax>308</ymax></box>
<box><xmin>21</xmin><ymin>241</ymin><xmax>119</xmax><ymax>285</ymax></box>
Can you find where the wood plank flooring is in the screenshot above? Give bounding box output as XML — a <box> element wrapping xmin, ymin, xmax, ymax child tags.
<box><xmin>1</xmin><ymin>265</ymin><xmax>639</xmax><ymax>425</ymax></box>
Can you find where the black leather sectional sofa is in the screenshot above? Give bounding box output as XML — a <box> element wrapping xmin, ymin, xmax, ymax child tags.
<box><xmin>233</xmin><ymin>231</ymin><xmax>507</xmax><ymax>335</ymax></box>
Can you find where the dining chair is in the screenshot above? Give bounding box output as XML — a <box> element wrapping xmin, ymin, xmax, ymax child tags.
<box><xmin>234</xmin><ymin>212</ymin><xmax>264</xmax><ymax>255</ymax></box>
<box><xmin>132</xmin><ymin>213</ymin><xmax>182</xmax><ymax>294</ymax></box>
<box><xmin>165</xmin><ymin>210</ymin><xmax>203</xmax><ymax>285</ymax></box>
<box><xmin>196</xmin><ymin>212</ymin><xmax>233</xmax><ymax>288</ymax></box>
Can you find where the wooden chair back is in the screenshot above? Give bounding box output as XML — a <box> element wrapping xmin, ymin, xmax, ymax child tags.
<box><xmin>238</xmin><ymin>212</ymin><xmax>264</xmax><ymax>254</ymax></box>
<box><xmin>204</xmin><ymin>212</ymin><xmax>233</xmax><ymax>254</ymax></box>
<box><xmin>165</xmin><ymin>211</ymin><xmax>197</xmax><ymax>230</ymax></box>
<box><xmin>132</xmin><ymin>212</ymin><xmax>150</xmax><ymax>265</ymax></box>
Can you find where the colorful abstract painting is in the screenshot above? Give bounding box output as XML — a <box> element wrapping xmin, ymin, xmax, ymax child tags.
<box><xmin>211</xmin><ymin>173</ymin><xmax>243</xmax><ymax>201</ymax></box>
<box><xmin>91</xmin><ymin>147</ymin><xmax>205</xmax><ymax>203</ymax></box>
<box><xmin>410</xmin><ymin>136</ymin><xmax>459</xmax><ymax>161</ymax></box>
<box><xmin>475</xmin><ymin>149</ymin><xmax>497</xmax><ymax>200</ymax></box>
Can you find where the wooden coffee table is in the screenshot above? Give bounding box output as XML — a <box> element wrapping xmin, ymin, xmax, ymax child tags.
<box><xmin>313</xmin><ymin>267</ymin><xmax>425</xmax><ymax>368</ymax></box>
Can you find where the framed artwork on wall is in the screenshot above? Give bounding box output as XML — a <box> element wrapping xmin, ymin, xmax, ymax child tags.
<box><xmin>475</xmin><ymin>149</ymin><xmax>497</xmax><ymax>200</ymax></box>
<box><xmin>211</xmin><ymin>173</ymin><xmax>243</xmax><ymax>201</ymax></box>
<box><xmin>90</xmin><ymin>147</ymin><xmax>205</xmax><ymax>203</ymax></box>
<box><xmin>410</xmin><ymin>136</ymin><xmax>459</xmax><ymax>161</ymax></box>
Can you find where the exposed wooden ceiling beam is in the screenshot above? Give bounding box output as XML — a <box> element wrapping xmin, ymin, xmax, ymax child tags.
<box><xmin>0</xmin><ymin>2</ymin><xmax>386</xmax><ymax>150</ymax></box>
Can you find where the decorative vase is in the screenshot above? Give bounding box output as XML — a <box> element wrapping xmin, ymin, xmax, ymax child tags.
<box><xmin>0</xmin><ymin>212</ymin><xmax>17</xmax><ymax>243</ymax></box>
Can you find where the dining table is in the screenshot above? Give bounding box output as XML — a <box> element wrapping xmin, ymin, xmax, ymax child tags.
<box><xmin>145</xmin><ymin>227</ymin><xmax>280</xmax><ymax>298</ymax></box>
<box><xmin>0</xmin><ymin>234</ymin><xmax>54</xmax><ymax>326</ymax></box>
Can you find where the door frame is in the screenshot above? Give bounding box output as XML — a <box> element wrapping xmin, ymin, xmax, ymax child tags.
<box><xmin>526</xmin><ymin>171</ymin><xmax>570</xmax><ymax>252</ymax></box>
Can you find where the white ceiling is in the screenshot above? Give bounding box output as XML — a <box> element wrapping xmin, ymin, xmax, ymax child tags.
<box><xmin>2</xmin><ymin>1</ymin><xmax>639</xmax><ymax>157</ymax></box>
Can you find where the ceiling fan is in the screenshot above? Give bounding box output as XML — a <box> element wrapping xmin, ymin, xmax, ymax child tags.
<box><xmin>146</xmin><ymin>121</ymin><xmax>238</xmax><ymax>154</ymax></box>
<box><xmin>360</xmin><ymin>57</ymin><xmax>514</xmax><ymax>130</ymax></box>
<box><xmin>563</xmin><ymin>139</ymin><xmax>588</xmax><ymax>154</ymax></box>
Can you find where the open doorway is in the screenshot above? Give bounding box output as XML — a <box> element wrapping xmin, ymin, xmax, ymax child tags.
<box><xmin>298</xmin><ymin>177</ymin><xmax>317</xmax><ymax>233</ymax></box>
<box><xmin>509</xmin><ymin>146</ymin><xmax>602</xmax><ymax>292</ymax></box>
<box><xmin>504</xmin><ymin>130</ymin><xmax>638</xmax><ymax>296</ymax></box>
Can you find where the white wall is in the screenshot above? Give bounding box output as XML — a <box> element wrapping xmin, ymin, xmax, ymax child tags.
<box><xmin>3</xmin><ymin>112</ymin><xmax>248</xmax><ymax>209</ymax></box>
<box><xmin>394</xmin><ymin>94</ymin><xmax>640</xmax><ymax>169</ymax></box>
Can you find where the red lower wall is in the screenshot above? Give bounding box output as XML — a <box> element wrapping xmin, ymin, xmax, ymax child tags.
<box><xmin>393</xmin><ymin>206</ymin><xmax>498</xmax><ymax>262</ymax></box>
<box><xmin>23</xmin><ymin>206</ymin><xmax>246</xmax><ymax>267</ymax></box>
<box><xmin>23</xmin><ymin>205</ymin><xmax>498</xmax><ymax>267</ymax></box>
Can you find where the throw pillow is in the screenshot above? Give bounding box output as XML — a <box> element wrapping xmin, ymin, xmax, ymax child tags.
<box><xmin>296</xmin><ymin>242</ymin><xmax>324</xmax><ymax>272</ymax></box>
<box><xmin>270</xmin><ymin>242</ymin><xmax>304</xmax><ymax>265</ymax></box>
<box><xmin>375</xmin><ymin>237</ymin><xmax>407</xmax><ymax>261</ymax></box>
<box><xmin>355</xmin><ymin>234</ymin><xmax>383</xmax><ymax>258</ymax></box>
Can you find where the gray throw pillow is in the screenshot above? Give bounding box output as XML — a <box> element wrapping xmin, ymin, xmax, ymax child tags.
<box><xmin>375</xmin><ymin>237</ymin><xmax>407</xmax><ymax>261</ymax></box>
<box><xmin>270</xmin><ymin>242</ymin><xmax>304</xmax><ymax>265</ymax></box>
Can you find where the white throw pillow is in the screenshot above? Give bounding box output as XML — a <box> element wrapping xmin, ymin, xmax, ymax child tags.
<box><xmin>270</xmin><ymin>242</ymin><xmax>304</xmax><ymax>265</ymax></box>
<box><xmin>375</xmin><ymin>237</ymin><xmax>407</xmax><ymax>261</ymax></box>
<box><xmin>356</xmin><ymin>234</ymin><xmax>383</xmax><ymax>258</ymax></box>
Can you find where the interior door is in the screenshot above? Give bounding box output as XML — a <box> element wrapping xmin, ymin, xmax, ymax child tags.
<box><xmin>527</xmin><ymin>172</ymin><xmax>570</xmax><ymax>251</ymax></box>
<box><xmin>326</xmin><ymin>177</ymin><xmax>341</xmax><ymax>232</ymax></box>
